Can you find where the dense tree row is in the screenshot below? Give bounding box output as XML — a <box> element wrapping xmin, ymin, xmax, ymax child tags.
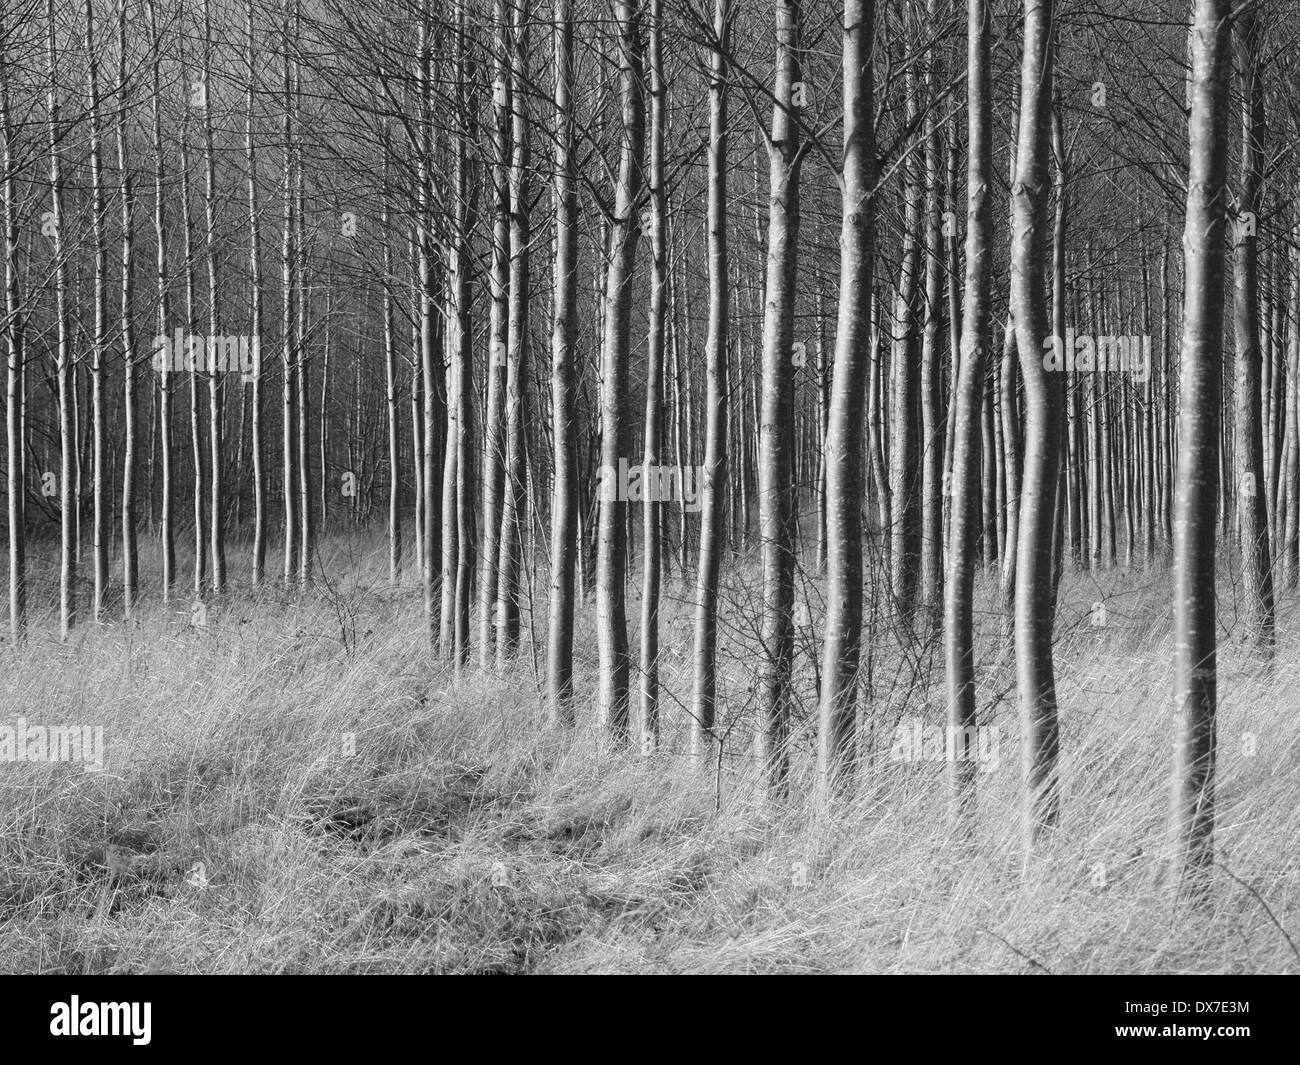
<box><xmin>3</xmin><ymin>0</ymin><xmax>1300</xmax><ymax>895</ymax></box>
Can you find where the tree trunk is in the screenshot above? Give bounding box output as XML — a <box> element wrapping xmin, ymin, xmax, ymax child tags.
<box><xmin>1231</xmin><ymin>6</ymin><xmax>1274</xmax><ymax>656</ymax></box>
<box><xmin>295</xmin><ymin>114</ymin><xmax>313</xmax><ymax>587</ymax></box>
<box><xmin>546</xmin><ymin>0</ymin><xmax>579</xmax><ymax>723</ymax></box>
<box><xmin>281</xmin><ymin>7</ymin><xmax>298</xmax><ymax>587</ymax></box>
<box><xmin>944</xmin><ymin>0</ymin><xmax>993</xmax><ymax>821</ymax></box>
<box><xmin>690</xmin><ymin>0</ymin><xmax>730</xmax><ymax>762</ymax></box>
<box><xmin>1</xmin><ymin>44</ymin><xmax>24</xmax><ymax>642</ymax></box>
<box><xmin>889</xmin><ymin>58</ymin><xmax>923</xmax><ymax>626</ymax></box>
<box><xmin>86</xmin><ymin>0</ymin><xmax>109</xmax><ymax>621</ymax></box>
<box><xmin>118</xmin><ymin>0</ymin><xmax>138</xmax><ymax>617</ymax></box>
<box><xmin>1170</xmin><ymin>0</ymin><xmax>1232</xmax><ymax>895</ymax></box>
<box><xmin>918</xmin><ymin>0</ymin><xmax>944</xmax><ymax>625</ymax></box>
<box><xmin>495</xmin><ymin>0</ymin><xmax>531</xmax><ymax>669</ymax></box>
<box><xmin>147</xmin><ymin>0</ymin><xmax>174</xmax><ymax>602</ymax></box>
<box><xmin>202</xmin><ymin>0</ymin><xmax>225</xmax><ymax>597</ymax></box>
<box><xmin>479</xmin><ymin>0</ymin><xmax>512</xmax><ymax>669</ymax></box>
<box><xmin>1010</xmin><ymin>0</ymin><xmax>1062</xmax><ymax>847</ymax></box>
<box><xmin>594</xmin><ymin>0</ymin><xmax>645</xmax><ymax>741</ymax></box>
<box><xmin>815</xmin><ymin>0</ymin><xmax>875</xmax><ymax>804</ymax></box>
<box><xmin>638</xmin><ymin>0</ymin><xmax>668</xmax><ymax>752</ymax></box>
<box><xmin>755</xmin><ymin>0</ymin><xmax>804</xmax><ymax>795</ymax></box>
<box><xmin>246</xmin><ymin>0</ymin><xmax>266</xmax><ymax>590</ymax></box>
<box><xmin>382</xmin><ymin>146</ymin><xmax>401</xmax><ymax>586</ymax></box>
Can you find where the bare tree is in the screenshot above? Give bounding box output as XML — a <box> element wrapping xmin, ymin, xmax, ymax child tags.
<box><xmin>118</xmin><ymin>0</ymin><xmax>139</xmax><ymax>617</ymax></box>
<box><xmin>816</xmin><ymin>0</ymin><xmax>875</xmax><ymax>803</ymax></box>
<box><xmin>944</xmin><ymin>0</ymin><xmax>994</xmax><ymax>820</ymax></box>
<box><xmin>595</xmin><ymin>0</ymin><xmax>645</xmax><ymax>742</ymax></box>
<box><xmin>48</xmin><ymin>0</ymin><xmax>76</xmax><ymax>639</ymax></box>
<box><xmin>1011</xmin><ymin>0</ymin><xmax>1062</xmax><ymax>846</ymax></box>
<box><xmin>755</xmin><ymin>0</ymin><xmax>804</xmax><ymax>796</ymax></box>
<box><xmin>638</xmin><ymin>0</ymin><xmax>668</xmax><ymax>752</ymax></box>
<box><xmin>546</xmin><ymin>0</ymin><xmax>579</xmax><ymax>724</ymax></box>
<box><xmin>1231</xmin><ymin>4</ymin><xmax>1274</xmax><ymax>656</ymax></box>
<box><xmin>1169</xmin><ymin>0</ymin><xmax>1233</xmax><ymax>895</ymax></box>
<box><xmin>280</xmin><ymin>0</ymin><xmax>298</xmax><ymax>588</ymax></box>
<box><xmin>85</xmin><ymin>0</ymin><xmax>109</xmax><ymax>621</ymax></box>
<box><xmin>690</xmin><ymin>0</ymin><xmax>731</xmax><ymax>763</ymax></box>
<box><xmin>496</xmin><ymin>0</ymin><xmax>531</xmax><ymax>669</ymax></box>
<box><xmin>889</xmin><ymin>52</ymin><xmax>922</xmax><ymax>626</ymax></box>
<box><xmin>201</xmin><ymin>0</ymin><xmax>225</xmax><ymax>596</ymax></box>
<box><xmin>147</xmin><ymin>0</ymin><xmax>175</xmax><ymax>602</ymax></box>
<box><xmin>1</xmin><ymin>30</ymin><xmax>25</xmax><ymax>643</ymax></box>
<box><xmin>479</xmin><ymin>0</ymin><xmax>512</xmax><ymax>669</ymax></box>
<box><xmin>246</xmin><ymin>0</ymin><xmax>267</xmax><ymax>589</ymax></box>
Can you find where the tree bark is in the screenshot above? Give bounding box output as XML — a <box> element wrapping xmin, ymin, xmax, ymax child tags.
<box><xmin>755</xmin><ymin>0</ymin><xmax>804</xmax><ymax>795</ymax></box>
<box><xmin>1010</xmin><ymin>0</ymin><xmax>1062</xmax><ymax>847</ymax></box>
<box><xmin>944</xmin><ymin>0</ymin><xmax>993</xmax><ymax>821</ymax></box>
<box><xmin>546</xmin><ymin>0</ymin><xmax>579</xmax><ymax>724</ymax></box>
<box><xmin>594</xmin><ymin>0</ymin><xmax>645</xmax><ymax>741</ymax></box>
<box><xmin>495</xmin><ymin>0</ymin><xmax>531</xmax><ymax>669</ymax></box>
<box><xmin>479</xmin><ymin>0</ymin><xmax>512</xmax><ymax>669</ymax></box>
<box><xmin>1170</xmin><ymin>0</ymin><xmax>1232</xmax><ymax>895</ymax></box>
<box><xmin>1231</xmin><ymin>6</ymin><xmax>1274</xmax><ymax>656</ymax></box>
<box><xmin>638</xmin><ymin>0</ymin><xmax>668</xmax><ymax>752</ymax></box>
<box><xmin>1</xmin><ymin>41</ymin><xmax>24</xmax><ymax>642</ymax></box>
<box><xmin>815</xmin><ymin>0</ymin><xmax>875</xmax><ymax>804</ymax></box>
<box><xmin>690</xmin><ymin>0</ymin><xmax>730</xmax><ymax>762</ymax></box>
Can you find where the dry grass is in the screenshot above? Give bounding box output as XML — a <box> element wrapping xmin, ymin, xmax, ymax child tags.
<box><xmin>0</xmin><ymin>533</ymin><xmax>1296</xmax><ymax>973</ymax></box>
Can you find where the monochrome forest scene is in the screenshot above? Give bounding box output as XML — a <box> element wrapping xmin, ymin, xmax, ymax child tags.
<box><xmin>0</xmin><ymin>0</ymin><xmax>1297</xmax><ymax>979</ymax></box>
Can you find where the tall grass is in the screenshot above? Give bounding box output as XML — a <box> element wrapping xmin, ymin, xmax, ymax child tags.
<box><xmin>0</xmin><ymin>532</ymin><xmax>1295</xmax><ymax>973</ymax></box>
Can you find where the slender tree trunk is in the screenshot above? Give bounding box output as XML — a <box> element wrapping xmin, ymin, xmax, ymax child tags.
<box><xmin>496</xmin><ymin>0</ymin><xmax>531</xmax><ymax>668</ymax></box>
<box><xmin>1282</xmin><ymin>231</ymin><xmax>1300</xmax><ymax>589</ymax></box>
<box><xmin>246</xmin><ymin>0</ymin><xmax>266</xmax><ymax>589</ymax></box>
<box><xmin>868</xmin><ymin>290</ymin><xmax>891</xmax><ymax>555</ymax></box>
<box><xmin>1231</xmin><ymin>6</ymin><xmax>1274</xmax><ymax>656</ymax></box>
<box><xmin>638</xmin><ymin>0</ymin><xmax>668</xmax><ymax>752</ymax></box>
<box><xmin>944</xmin><ymin>0</ymin><xmax>993</xmax><ymax>821</ymax></box>
<box><xmin>454</xmin><ymin>6</ymin><xmax>479</xmax><ymax>670</ymax></box>
<box><xmin>147</xmin><ymin>0</ymin><xmax>174</xmax><ymax>601</ymax></box>
<box><xmin>755</xmin><ymin>0</ymin><xmax>804</xmax><ymax>795</ymax></box>
<box><xmin>690</xmin><ymin>0</ymin><xmax>730</xmax><ymax>761</ymax></box>
<box><xmin>1170</xmin><ymin>0</ymin><xmax>1232</xmax><ymax>894</ymax></box>
<box><xmin>890</xmin><ymin>58</ymin><xmax>923</xmax><ymax>626</ymax></box>
<box><xmin>479</xmin><ymin>0</ymin><xmax>512</xmax><ymax>669</ymax></box>
<box><xmin>178</xmin><ymin>47</ymin><xmax>207</xmax><ymax>600</ymax></box>
<box><xmin>998</xmin><ymin>318</ymin><xmax>1019</xmax><ymax>634</ymax></box>
<box><xmin>295</xmin><ymin>136</ymin><xmax>313</xmax><ymax>586</ymax></box>
<box><xmin>814</xmin><ymin>289</ymin><xmax>828</xmax><ymax>573</ymax></box>
<box><xmin>382</xmin><ymin>149</ymin><xmax>401</xmax><ymax>586</ymax></box>
<box><xmin>595</xmin><ymin>0</ymin><xmax>645</xmax><ymax>741</ymax></box>
<box><xmin>118</xmin><ymin>0</ymin><xmax>138</xmax><ymax>617</ymax></box>
<box><xmin>418</xmin><ymin>15</ymin><xmax>439</xmax><ymax>643</ymax></box>
<box><xmin>86</xmin><ymin>0</ymin><xmax>109</xmax><ymax>621</ymax></box>
<box><xmin>201</xmin><ymin>0</ymin><xmax>225</xmax><ymax>596</ymax></box>
<box><xmin>815</xmin><ymin>0</ymin><xmax>875</xmax><ymax>803</ymax></box>
<box><xmin>281</xmin><ymin>9</ymin><xmax>298</xmax><ymax>587</ymax></box>
<box><xmin>546</xmin><ymin>0</ymin><xmax>579</xmax><ymax>723</ymax></box>
<box><xmin>1</xmin><ymin>45</ymin><xmax>24</xmax><ymax>642</ymax></box>
<box><xmin>1048</xmin><ymin>105</ymin><xmax>1068</xmax><ymax>610</ymax></box>
<box><xmin>1010</xmin><ymin>0</ymin><xmax>1062</xmax><ymax>847</ymax></box>
<box><xmin>918</xmin><ymin>0</ymin><xmax>944</xmax><ymax>624</ymax></box>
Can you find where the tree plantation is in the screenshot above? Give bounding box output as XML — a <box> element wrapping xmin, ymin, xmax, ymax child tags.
<box><xmin>0</xmin><ymin>0</ymin><xmax>1297</xmax><ymax>976</ymax></box>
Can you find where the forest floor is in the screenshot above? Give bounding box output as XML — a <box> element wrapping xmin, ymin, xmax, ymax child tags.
<box><xmin>1</xmin><ymin>533</ymin><xmax>1297</xmax><ymax>973</ymax></box>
